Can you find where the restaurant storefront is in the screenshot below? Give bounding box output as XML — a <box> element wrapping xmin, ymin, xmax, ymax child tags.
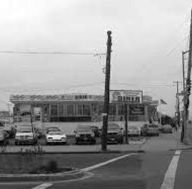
<box><xmin>10</xmin><ymin>91</ymin><xmax>157</xmax><ymax>123</ymax></box>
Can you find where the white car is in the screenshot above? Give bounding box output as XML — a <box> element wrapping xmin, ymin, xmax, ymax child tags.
<box><xmin>46</xmin><ymin>131</ymin><xmax>67</xmax><ymax>145</ymax></box>
<box><xmin>15</xmin><ymin>128</ymin><xmax>38</xmax><ymax>145</ymax></box>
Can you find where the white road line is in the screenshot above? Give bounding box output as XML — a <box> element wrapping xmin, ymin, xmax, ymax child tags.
<box><xmin>82</xmin><ymin>153</ymin><xmax>136</xmax><ymax>172</ymax></box>
<box><xmin>160</xmin><ymin>150</ymin><xmax>181</xmax><ymax>189</ymax></box>
<box><xmin>32</xmin><ymin>183</ymin><xmax>53</xmax><ymax>189</ymax></box>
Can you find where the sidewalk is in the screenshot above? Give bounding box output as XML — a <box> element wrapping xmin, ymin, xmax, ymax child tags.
<box><xmin>0</xmin><ymin>130</ymin><xmax>191</xmax><ymax>154</ymax></box>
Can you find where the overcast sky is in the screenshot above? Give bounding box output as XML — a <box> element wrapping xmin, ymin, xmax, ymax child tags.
<box><xmin>0</xmin><ymin>0</ymin><xmax>191</xmax><ymax>116</ymax></box>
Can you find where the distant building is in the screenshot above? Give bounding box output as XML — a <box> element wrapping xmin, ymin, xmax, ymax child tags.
<box><xmin>10</xmin><ymin>90</ymin><xmax>158</xmax><ymax>123</ymax></box>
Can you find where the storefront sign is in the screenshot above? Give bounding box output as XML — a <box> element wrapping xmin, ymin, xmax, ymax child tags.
<box><xmin>110</xmin><ymin>90</ymin><xmax>143</xmax><ymax>103</ymax></box>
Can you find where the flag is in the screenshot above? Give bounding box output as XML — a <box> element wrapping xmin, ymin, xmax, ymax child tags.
<box><xmin>160</xmin><ymin>99</ymin><xmax>167</xmax><ymax>105</ymax></box>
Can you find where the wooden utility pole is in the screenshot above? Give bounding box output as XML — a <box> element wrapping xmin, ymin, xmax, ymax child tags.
<box><xmin>182</xmin><ymin>52</ymin><xmax>186</xmax><ymax>92</ymax></box>
<box><xmin>101</xmin><ymin>31</ymin><xmax>112</xmax><ymax>151</ymax></box>
<box><xmin>181</xmin><ymin>52</ymin><xmax>185</xmax><ymax>141</ymax></box>
<box><xmin>181</xmin><ymin>51</ymin><xmax>189</xmax><ymax>141</ymax></box>
<box><xmin>124</xmin><ymin>104</ymin><xmax>128</xmax><ymax>144</ymax></box>
<box><xmin>183</xmin><ymin>10</ymin><xmax>192</xmax><ymax>143</ymax></box>
<box><xmin>173</xmin><ymin>81</ymin><xmax>181</xmax><ymax>127</ymax></box>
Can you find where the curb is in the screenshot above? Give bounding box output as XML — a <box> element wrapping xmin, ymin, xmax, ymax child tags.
<box><xmin>0</xmin><ymin>168</ymin><xmax>87</xmax><ymax>182</ymax></box>
<box><xmin>0</xmin><ymin>150</ymin><xmax>145</xmax><ymax>155</ymax></box>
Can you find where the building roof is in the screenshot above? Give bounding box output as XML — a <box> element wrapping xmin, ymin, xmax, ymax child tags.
<box><xmin>10</xmin><ymin>94</ymin><xmax>104</xmax><ymax>103</ymax></box>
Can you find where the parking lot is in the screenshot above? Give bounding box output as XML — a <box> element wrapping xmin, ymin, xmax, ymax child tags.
<box><xmin>0</xmin><ymin>121</ymin><xmax>175</xmax><ymax>148</ymax></box>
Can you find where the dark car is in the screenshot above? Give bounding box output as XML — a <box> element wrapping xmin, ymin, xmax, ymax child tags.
<box><xmin>0</xmin><ymin>129</ymin><xmax>9</xmax><ymax>145</ymax></box>
<box><xmin>107</xmin><ymin>123</ymin><xmax>124</xmax><ymax>144</ymax></box>
<box><xmin>160</xmin><ymin>124</ymin><xmax>173</xmax><ymax>133</ymax></box>
<box><xmin>141</xmin><ymin>124</ymin><xmax>159</xmax><ymax>136</ymax></box>
<box><xmin>90</xmin><ymin>126</ymin><xmax>100</xmax><ymax>137</ymax></box>
<box><xmin>74</xmin><ymin>125</ymin><xmax>96</xmax><ymax>144</ymax></box>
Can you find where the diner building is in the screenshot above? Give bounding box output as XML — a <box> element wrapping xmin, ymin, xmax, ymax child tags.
<box><xmin>10</xmin><ymin>90</ymin><xmax>158</xmax><ymax>123</ymax></box>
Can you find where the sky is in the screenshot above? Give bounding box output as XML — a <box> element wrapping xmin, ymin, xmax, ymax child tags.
<box><xmin>0</xmin><ymin>0</ymin><xmax>191</xmax><ymax>116</ymax></box>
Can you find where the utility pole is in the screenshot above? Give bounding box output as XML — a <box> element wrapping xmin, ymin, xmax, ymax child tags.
<box><xmin>183</xmin><ymin>9</ymin><xmax>192</xmax><ymax>144</ymax></box>
<box><xmin>181</xmin><ymin>51</ymin><xmax>188</xmax><ymax>141</ymax></box>
<box><xmin>182</xmin><ymin>52</ymin><xmax>186</xmax><ymax>92</ymax></box>
<box><xmin>124</xmin><ymin>104</ymin><xmax>128</xmax><ymax>144</ymax></box>
<box><xmin>173</xmin><ymin>81</ymin><xmax>181</xmax><ymax>128</ymax></box>
<box><xmin>181</xmin><ymin>51</ymin><xmax>185</xmax><ymax>141</ymax></box>
<box><xmin>101</xmin><ymin>31</ymin><xmax>112</xmax><ymax>151</ymax></box>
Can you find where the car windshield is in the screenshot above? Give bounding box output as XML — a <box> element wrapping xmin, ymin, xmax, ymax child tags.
<box><xmin>47</xmin><ymin>127</ymin><xmax>60</xmax><ymax>132</ymax></box>
<box><xmin>18</xmin><ymin>129</ymin><xmax>32</xmax><ymax>133</ymax></box>
<box><xmin>76</xmin><ymin>125</ymin><xmax>92</xmax><ymax>132</ymax></box>
<box><xmin>129</xmin><ymin>126</ymin><xmax>138</xmax><ymax>130</ymax></box>
<box><xmin>48</xmin><ymin>131</ymin><xmax>62</xmax><ymax>135</ymax></box>
<box><xmin>148</xmin><ymin>124</ymin><xmax>158</xmax><ymax>128</ymax></box>
<box><xmin>108</xmin><ymin>124</ymin><xmax>120</xmax><ymax>130</ymax></box>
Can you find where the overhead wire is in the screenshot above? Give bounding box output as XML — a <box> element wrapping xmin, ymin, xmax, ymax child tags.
<box><xmin>0</xmin><ymin>50</ymin><xmax>106</xmax><ymax>56</ymax></box>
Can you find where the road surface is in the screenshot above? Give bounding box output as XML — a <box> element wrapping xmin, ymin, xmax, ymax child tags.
<box><xmin>0</xmin><ymin>150</ymin><xmax>182</xmax><ymax>189</ymax></box>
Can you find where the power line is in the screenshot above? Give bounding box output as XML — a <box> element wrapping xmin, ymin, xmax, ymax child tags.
<box><xmin>165</xmin><ymin>35</ymin><xmax>190</xmax><ymax>56</ymax></box>
<box><xmin>0</xmin><ymin>82</ymin><xmax>105</xmax><ymax>93</ymax></box>
<box><xmin>111</xmin><ymin>82</ymin><xmax>174</xmax><ymax>87</ymax></box>
<box><xmin>0</xmin><ymin>50</ymin><xmax>106</xmax><ymax>56</ymax></box>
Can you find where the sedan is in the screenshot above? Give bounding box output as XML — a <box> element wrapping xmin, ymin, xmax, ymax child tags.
<box><xmin>127</xmin><ymin>126</ymin><xmax>141</xmax><ymax>136</ymax></box>
<box><xmin>46</xmin><ymin>131</ymin><xmax>67</xmax><ymax>145</ymax></box>
<box><xmin>161</xmin><ymin>124</ymin><xmax>173</xmax><ymax>133</ymax></box>
<box><xmin>46</xmin><ymin>127</ymin><xmax>61</xmax><ymax>134</ymax></box>
<box><xmin>15</xmin><ymin>127</ymin><xmax>38</xmax><ymax>145</ymax></box>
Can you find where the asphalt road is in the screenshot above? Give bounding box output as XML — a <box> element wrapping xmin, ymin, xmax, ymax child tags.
<box><xmin>0</xmin><ymin>151</ymin><xmax>176</xmax><ymax>189</ymax></box>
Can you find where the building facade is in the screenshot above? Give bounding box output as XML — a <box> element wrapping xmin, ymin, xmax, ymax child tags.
<box><xmin>10</xmin><ymin>91</ymin><xmax>158</xmax><ymax>123</ymax></box>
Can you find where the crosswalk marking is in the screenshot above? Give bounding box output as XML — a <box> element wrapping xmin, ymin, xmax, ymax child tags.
<box><xmin>82</xmin><ymin>153</ymin><xmax>136</xmax><ymax>172</ymax></box>
<box><xmin>160</xmin><ymin>150</ymin><xmax>181</xmax><ymax>189</ymax></box>
<box><xmin>32</xmin><ymin>183</ymin><xmax>53</xmax><ymax>189</ymax></box>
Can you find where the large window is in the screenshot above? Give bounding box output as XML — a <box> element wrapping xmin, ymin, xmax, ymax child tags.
<box><xmin>77</xmin><ymin>105</ymin><xmax>83</xmax><ymax>115</ymax></box>
<box><xmin>109</xmin><ymin>104</ymin><xmax>116</xmax><ymax>115</ymax></box>
<box><xmin>58</xmin><ymin>104</ymin><xmax>64</xmax><ymax>116</ymax></box>
<box><xmin>51</xmin><ymin>105</ymin><xmax>58</xmax><ymax>116</ymax></box>
<box><xmin>83</xmin><ymin>105</ymin><xmax>90</xmax><ymax>116</ymax></box>
<box><xmin>118</xmin><ymin>104</ymin><xmax>124</xmax><ymax>115</ymax></box>
<box><xmin>67</xmin><ymin>105</ymin><xmax>74</xmax><ymax>116</ymax></box>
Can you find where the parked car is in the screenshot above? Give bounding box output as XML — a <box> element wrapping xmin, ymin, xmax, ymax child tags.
<box><xmin>74</xmin><ymin>125</ymin><xmax>96</xmax><ymax>144</ymax></box>
<box><xmin>0</xmin><ymin>129</ymin><xmax>9</xmax><ymax>145</ymax></box>
<box><xmin>15</xmin><ymin>127</ymin><xmax>38</xmax><ymax>145</ymax></box>
<box><xmin>160</xmin><ymin>124</ymin><xmax>173</xmax><ymax>133</ymax></box>
<box><xmin>90</xmin><ymin>126</ymin><xmax>100</xmax><ymax>137</ymax></box>
<box><xmin>107</xmin><ymin>123</ymin><xmax>124</xmax><ymax>144</ymax></box>
<box><xmin>141</xmin><ymin>124</ymin><xmax>159</xmax><ymax>136</ymax></box>
<box><xmin>46</xmin><ymin>127</ymin><xmax>61</xmax><ymax>134</ymax></box>
<box><xmin>127</xmin><ymin>125</ymin><xmax>141</xmax><ymax>136</ymax></box>
<box><xmin>46</xmin><ymin>130</ymin><xmax>67</xmax><ymax>145</ymax></box>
